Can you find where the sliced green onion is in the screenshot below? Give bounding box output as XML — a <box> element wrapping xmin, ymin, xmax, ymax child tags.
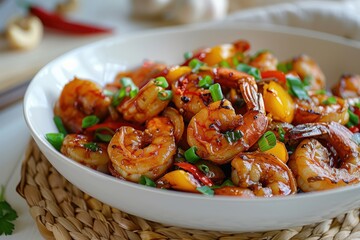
<box><xmin>322</xmin><ymin>96</ymin><xmax>337</xmax><ymax>105</ymax></box>
<box><xmin>236</xmin><ymin>63</ymin><xmax>261</xmax><ymax>80</ymax></box>
<box><xmin>95</xmin><ymin>127</ymin><xmax>115</xmax><ymax>135</ymax></box>
<box><xmin>302</xmin><ymin>75</ymin><xmax>313</xmax><ymax>88</ymax></box>
<box><xmin>219</xmin><ymin>60</ymin><xmax>230</xmax><ymax>68</ymax></box>
<box><xmin>346</xmin><ymin>121</ymin><xmax>354</xmax><ymax>128</ymax></box>
<box><xmin>198</xmin><ymin>164</ymin><xmax>210</xmax><ymax>174</ymax></box>
<box><xmin>157</xmin><ymin>90</ymin><xmax>173</xmax><ymax>101</ymax></box>
<box><xmin>209</xmin><ymin>83</ymin><xmax>224</xmax><ymax>102</ymax></box>
<box><xmin>184</xmin><ymin>51</ymin><xmax>193</xmax><ymax>60</ymax></box>
<box><xmin>277</xmin><ymin>62</ymin><xmax>293</xmax><ymax>73</ymax></box>
<box><xmin>154</xmin><ymin>76</ymin><xmax>169</xmax><ymax>88</ymax></box>
<box><xmin>348</xmin><ymin>109</ymin><xmax>359</xmax><ymax>125</ymax></box>
<box><xmin>188</xmin><ymin>59</ymin><xmax>204</xmax><ymax>72</ymax></box>
<box><xmin>232</xmin><ymin>52</ymin><xmax>244</xmax><ymax>67</ymax></box>
<box><xmin>210</xmin><ymin>179</ymin><xmax>235</xmax><ymax>189</ymax></box>
<box><xmin>53</xmin><ymin>116</ymin><xmax>67</xmax><ymax>135</ymax></box>
<box><xmin>278</xmin><ymin>126</ymin><xmax>285</xmax><ymax>143</ymax></box>
<box><xmin>95</xmin><ymin>133</ymin><xmax>113</xmax><ymax>142</ymax></box>
<box><xmin>224</xmin><ymin>130</ymin><xmax>243</xmax><ymax>143</ymax></box>
<box><xmin>197</xmin><ymin>186</ymin><xmax>214</xmax><ymax>196</ymax></box>
<box><xmin>120</xmin><ymin>77</ymin><xmax>135</xmax><ymax>88</ymax></box>
<box><xmin>184</xmin><ymin>146</ymin><xmax>201</xmax><ymax>163</ymax></box>
<box><xmin>286</xmin><ymin>76</ymin><xmax>309</xmax><ymax>100</ymax></box>
<box><xmin>198</xmin><ymin>75</ymin><xmax>213</xmax><ymax>89</ymax></box>
<box><xmin>83</xmin><ymin>142</ymin><xmax>100</xmax><ymax>152</ymax></box>
<box><xmin>112</xmin><ymin>87</ymin><xmax>127</xmax><ymax>106</ymax></box>
<box><xmin>139</xmin><ymin>175</ymin><xmax>156</xmax><ymax>187</ymax></box>
<box><xmin>129</xmin><ymin>88</ymin><xmax>139</xmax><ymax>98</ymax></box>
<box><xmin>258</xmin><ymin>131</ymin><xmax>277</xmax><ymax>152</ymax></box>
<box><xmin>315</xmin><ymin>89</ymin><xmax>327</xmax><ymax>95</ymax></box>
<box><xmin>82</xmin><ymin>115</ymin><xmax>100</xmax><ymax>128</ymax></box>
<box><xmin>45</xmin><ymin>133</ymin><xmax>64</xmax><ymax>151</ymax></box>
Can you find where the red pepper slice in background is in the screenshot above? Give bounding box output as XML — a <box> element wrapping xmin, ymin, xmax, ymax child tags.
<box><xmin>349</xmin><ymin>126</ymin><xmax>359</xmax><ymax>133</ymax></box>
<box><xmin>261</xmin><ymin>70</ymin><xmax>287</xmax><ymax>83</ymax></box>
<box><xmin>233</xmin><ymin>39</ymin><xmax>251</xmax><ymax>52</ymax></box>
<box><xmin>85</xmin><ymin>120</ymin><xmax>144</xmax><ymax>133</ymax></box>
<box><xmin>174</xmin><ymin>162</ymin><xmax>213</xmax><ymax>186</ymax></box>
<box><xmin>29</xmin><ymin>5</ymin><xmax>112</xmax><ymax>34</ymax></box>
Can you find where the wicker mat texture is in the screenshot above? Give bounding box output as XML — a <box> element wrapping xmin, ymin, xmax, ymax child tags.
<box><xmin>16</xmin><ymin>140</ymin><xmax>360</xmax><ymax>240</ymax></box>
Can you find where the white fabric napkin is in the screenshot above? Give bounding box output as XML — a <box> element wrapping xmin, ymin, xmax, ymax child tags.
<box><xmin>225</xmin><ymin>0</ymin><xmax>360</xmax><ymax>41</ymax></box>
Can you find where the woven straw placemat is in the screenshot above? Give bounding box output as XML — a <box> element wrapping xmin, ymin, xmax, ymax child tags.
<box><xmin>16</xmin><ymin>140</ymin><xmax>360</xmax><ymax>240</ymax></box>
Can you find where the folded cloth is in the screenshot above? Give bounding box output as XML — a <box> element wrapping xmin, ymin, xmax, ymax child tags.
<box><xmin>225</xmin><ymin>0</ymin><xmax>360</xmax><ymax>41</ymax></box>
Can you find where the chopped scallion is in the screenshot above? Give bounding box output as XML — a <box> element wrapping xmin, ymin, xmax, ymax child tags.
<box><xmin>219</xmin><ymin>60</ymin><xmax>230</xmax><ymax>68</ymax></box>
<box><xmin>278</xmin><ymin>126</ymin><xmax>285</xmax><ymax>143</ymax></box>
<box><xmin>286</xmin><ymin>76</ymin><xmax>309</xmax><ymax>100</ymax></box>
<box><xmin>129</xmin><ymin>88</ymin><xmax>139</xmax><ymax>98</ymax></box>
<box><xmin>224</xmin><ymin>130</ymin><xmax>243</xmax><ymax>143</ymax></box>
<box><xmin>322</xmin><ymin>96</ymin><xmax>337</xmax><ymax>105</ymax></box>
<box><xmin>184</xmin><ymin>146</ymin><xmax>201</xmax><ymax>163</ymax></box>
<box><xmin>83</xmin><ymin>142</ymin><xmax>100</xmax><ymax>152</ymax></box>
<box><xmin>103</xmin><ymin>89</ymin><xmax>114</xmax><ymax>97</ymax></box>
<box><xmin>315</xmin><ymin>89</ymin><xmax>327</xmax><ymax>95</ymax></box>
<box><xmin>157</xmin><ymin>90</ymin><xmax>173</xmax><ymax>101</ymax></box>
<box><xmin>236</xmin><ymin>63</ymin><xmax>261</xmax><ymax>80</ymax></box>
<box><xmin>277</xmin><ymin>62</ymin><xmax>293</xmax><ymax>73</ymax></box>
<box><xmin>53</xmin><ymin>116</ymin><xmax>67</xmax><ymax>135</ymax></box>
<box><xmin>348</xmin><ymin>109</ymin><xmax>359</xmax><ymax>125</ymax></box>
<box><xmin>112</xmin><ymin>88</ymin><xmax>127</xmax><ymax>106</ymax></box>
<box><xmin>209</xmin><ymin>83</ymin><xmax>223</xmax><ymax>102</ymax></box>
<box><xmin>139</xmin><ymin>175</ymin><xmax>156</xmax><ymax>187</ymax></box>
<box><xmin>258</xmin><ymin>131</ymin><xmax>277</xmax><ymax>152</ymax></box>
<box><xmin>95</xmin><ymin>133</ymin><xmax>113</xmax><ymax>142</ymax></box>
<box><xmin>198</xmin><ymin>164</ymin><xmax>210</xmax><ymax>174</ymax></box>
<box><xmin>184</xmin><ymin>51</ymin><xmax>193</xmax><ymax>60</ymax></box>
<box><xmin>188</xmin><ymin>59</ymin><xmax>204</xmax><ymax>72</ymax></box>
<box><xmin>45</xmin><ymin>133</ymin><xmax>64</xmax><ymax>151</ymax></box>
<box><xmin>82</xmin><ymin>115</ymin><xmax>100</xmax><ymax>128</ymax></box>
<box><xmin>196</xmin><ymin>186</ymin><xmax>214</xmax><ymax>196</ymax></box>
<box><xmin>198</xmin><ymin>75</ymin><xmax>213</xmax><ymax>89</ymax></box>
<box><xmin>154</xmin><ymin>76</ymin><xmax>169</xmax><ymax>88</ymax></box>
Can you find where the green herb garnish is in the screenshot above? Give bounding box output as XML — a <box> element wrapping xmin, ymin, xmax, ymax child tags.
<box><xmin>139</xmin><ymin>176</ymin><xmax>156</xmax><ymax>187</ymax></box>
<box><xmin>0</xmin><ymin>185</ymin><xmax>18</xmax><ymax>236</ymax></box>
<box><xmin>258</xmin><ymin>131</ymin><xmax>277</xmax><ymax>152</ymax></box>
<box><xmin>196</xmin><ymin>186</ymin><xmax>214</xmax><ymax>196</ymax></box>
<box><xmin>82</xmin><ymin>115</ymin><xmax>100</xmax><ymax>128</ymax></box>
<box><xmin>236</xmin><ymin>63</ymin><xmax>261</xmax><ymax>80</ymax></box>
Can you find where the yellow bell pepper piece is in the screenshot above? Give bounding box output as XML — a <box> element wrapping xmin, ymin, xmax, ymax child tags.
<box><xmin>263</xmin><ymin>81</ymin><xmax>295</xmax><ymax>123</ymax></box>
<box><xmin>202</xmin><ymin>44</ymin><xmax>235</xmax><ymax>66</ymax></box>
<box><xmin>161</xmin><ymin>170</ymin><xmax>199</xmax><ymax>193</ymax></box>
<box><xmin>264</xmin><ymin>140</ymin><xmax>289</xmax><ymax>163</ymax></box>
<box><xmin>166</xmin><ymin>66</ymin><xmax>191</xmax><ymax>83</ymax></box>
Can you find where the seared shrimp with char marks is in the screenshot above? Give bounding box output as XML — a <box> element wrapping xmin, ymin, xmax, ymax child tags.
<box><xmin>288</xmin><ymin>122</ymin><xmax>360</xmax><ymax>192</ymax></box>
<box><xmin>54</xmin><ymin>77</ymin><xmax>111</xmax><ymax>133</ymax></box>
<box><xmin>118</xmin><ymin>78</ymin><xmax>171</xmax><ymax>124</ymax></box>
<box><xmin>293</xmin><ymin>94</ymin><xmax>349</xmax><ymax>125</ymax></box>
<box><xmin>187</xmin><ymin>68</ymin><xmax>268</xmax><ymax>164</ymax></box>
<box><xmin>107</xmin><ymin>117</ymin><xmax>176</xmax><ymax>182</ymax></box>
<box><xmin>61</xmin><ymin>134</ymin><xmax>110</xmax><ymax>173</ymax></box>
<box><xmin>218</xmin><ymin>152</ymin><xmax>297</xmax><ymax>197</ymax></box>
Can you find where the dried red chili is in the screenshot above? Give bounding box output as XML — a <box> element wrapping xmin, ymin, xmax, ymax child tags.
<box><xmin>29</xmin><ymin>5</ymin><xmax>112</xmax><ymax>35</ymax></box>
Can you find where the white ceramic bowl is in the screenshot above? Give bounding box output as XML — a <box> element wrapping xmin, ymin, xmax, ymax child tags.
<box><xmin>24</xmin><ymin>23</ymin><xmax>360</xmax><ymax>232</ymax></box>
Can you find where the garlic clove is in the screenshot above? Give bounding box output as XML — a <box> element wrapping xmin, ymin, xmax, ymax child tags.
<box><xmin>6</xmin><ymin>15</ymin><xmax>43</xmax><ymax>51</ymax></box>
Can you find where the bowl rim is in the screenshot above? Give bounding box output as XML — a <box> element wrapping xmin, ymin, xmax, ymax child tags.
<box><xmin>23</xmin><ymin>22</ymin><xmax>360</xmax><ymax>204</ymax></box>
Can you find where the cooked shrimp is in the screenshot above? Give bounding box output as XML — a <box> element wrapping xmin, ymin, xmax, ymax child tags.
<box><xmin>228</xmin><ymin>152</ymin><xmax>297</xmax><ymax>197</ymax></box>
<box><xmin>187</xmin><ymin>99</ymin><xmax>268</xmax><ymax>164</ymax></box>
<box><xmin>54</xmin><ymin>77</ymin><xmax>111</xmax><ymax>133</ymax></box>
<box><xmin>293</xmin><ymin>94</ymin><xmax>349</xmax><ymax>125</ymax></box>
<box><xmin>162</xmin><ymin>107</ymin><xmax>184</xmax><ymax>143</ymax></box>
<box><xmin>107</xmin><ymin>117</ymin><xmax>176</xmax><ymax>182</ymax></box>
<box><xmin>288</xmin><ymin>122</ymin><xmax>360</xmax><ymax>192</ymax></box>
<box><xmin>171</xmin><ymin>72</ymin><xmax>213</xmax><ymax>121</ymax></box>
<box><xmin>291</xmin><ymin>54</ymin><xmax>325</xmax><ymax>91</ymax></box>
<box><xmin>332</xmin><ymin>74</ymin><xmax>360</xmax><ymax>98</ymax></box>
<box><xmin>118</xmin><ymin>78</ymin><xmax>171</xmax><ymax>124</ymax></box>
<box><xmin>249</xmin><ymin>50</ymin><xmax>278</xmax><ymax>71</ymax></box>
<box><xmin>61</xmin><ymin>134</ymin><xmax>110</xmax><ymax>173</ymax></box>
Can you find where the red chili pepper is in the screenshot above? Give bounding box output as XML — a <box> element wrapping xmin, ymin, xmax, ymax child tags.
<box><xmin>261</xmin><ymin>70</ymin><xmax>287</xmax><ymax>83</ymax></box>
<box><xmin>349</xmin><ymin>126</ymin><xmax>359</xmax><ymax>133</ymax></box>
<box><xmin>85</xmin><ymin>121</ymin><xmax>144</xmax><ymax>133</ymax></box>
<box><xmin>29</xmin><ymin>5</ymin><xmax>112</xmax><ymax>34</ymax></box>
<box><xmin>353</xmin><ymin>107</ymin><xmax>360</xmax><ymax>119</ymax></box>
<box><xmin>174</xmin><ymin>162</ymin><xmax>213</xmax><ymax>186</ymax></box>
<box><xmin>233</xmin><ymin>39</ymin><xmax>251</xmax><ymax>52</ymax></box>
